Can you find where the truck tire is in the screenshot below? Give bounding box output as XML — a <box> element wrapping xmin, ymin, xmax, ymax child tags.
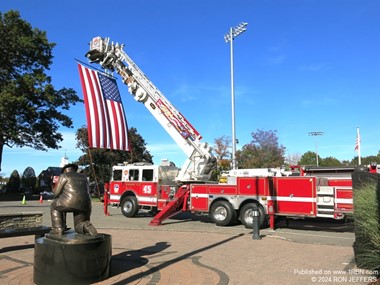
<box><xmin>121</xmin><ymin>196</ymin><xmax>139</xmax><ymax>217</ymax></box>
<box><xmin>239</xmin><ymin>203</ymin><xmax>268</xmax><ymax>229</ymax></box>
<box><xmin>210</xmin><ymin>200</ymin><xmax>236</xmax><ymax>226</ymax></box>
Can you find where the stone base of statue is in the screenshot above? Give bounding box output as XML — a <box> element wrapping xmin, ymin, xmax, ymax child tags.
<box><xmin>33</xmin><ymin>230</ymin><xmax>112</xmax><ymax>285</ymax></box>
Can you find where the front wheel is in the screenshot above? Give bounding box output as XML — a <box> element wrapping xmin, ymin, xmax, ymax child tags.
<box><xmin>121</xmin><ymin>196</ymin><xmax>139</xmax><ymax>217</ymax></box>
<box><xmin>239</xmin><ymin>203</ymin><xmax>268</xmax><ymax>229</ymax></box>
<box><xmin>210</xmin><ymin>201</ymin><xmax>237</xmax><ymax>226</ymax></box>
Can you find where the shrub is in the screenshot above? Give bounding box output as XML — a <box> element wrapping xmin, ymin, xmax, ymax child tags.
<box><xmin>7</xmin><ymin>170</ymin><xmax>21</xmax><ymax>192</ymax></box>
<box><xmin>353</xmin><ymin>181</ymin><xmax>380</xmax><ymax>272</ymax></box>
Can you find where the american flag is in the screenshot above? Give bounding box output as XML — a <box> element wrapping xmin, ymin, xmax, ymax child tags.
<box><xmin>355</xmin><ymin>137</ymin><xmax>359</xmax><ymax>151</ymax></box>
<box><xmin>355</xmin><ymin>128</ymin><xmax>360</xmax><ymax>152</ymax></box>
<box><xmin>77</xmin><ymin>63</ymin><xmax>129</xmax><ymax>151</ymax></box>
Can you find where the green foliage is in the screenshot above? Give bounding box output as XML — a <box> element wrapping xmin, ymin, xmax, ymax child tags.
<box><xmin>213</xmin><ymin>136</ymin><xmax>232</xmax><ymax>172</ymax></box>
<box><xmin>0</xmin><ymin>10</ymin><xmax>82</xmax><ymax>171</ymax></box>
<box><xmin>75</xmin><ymin>126</ymin><xmax>153</xmax><ymax>183</ymax></box>
<box><xmin>236</xmin><ymin>129</ymin><xmax>286</xmax><ymax>168</ymax></box>
<box><xmin>298</xmin><ymin>152</ymin><xmax>344</xmax><ymax>167</ymax></box>
<box><xmin>353</xmin><ymin>182</ymin><xmax>380</xmax><ymax>271</ymax></box>
<box><xmin>6</xmin><ymin>169</ymin><xmax>20</xmax><ymax>192</ymax></box>
<box><xmin>297</xmin><ymin>151</ymin><xmax>380</xmax><ymax>167</ymax></box>
<box><xmin>21</xmin><ymin>166</ymin><xmax>37</xmax><ymax>192</ymax></box>
<box><xmin>351</xmin><ymin>155</ymin><xmax>380</xmax><ymax>166</ymax></box>
<box><xmin>299</xmin><ymin>151</ymin><xmax>320</xmax><ymax>166</ymax></box>
<box><xmin>320</xmin><ymin>156</ymin><xmax>342</xmax><ymax>167</ymax></box>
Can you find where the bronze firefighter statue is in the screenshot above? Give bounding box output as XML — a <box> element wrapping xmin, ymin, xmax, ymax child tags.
<box><xmin>50</xmin><ymin>164</ymin><xmax>97</xmax><ymax>236</ymax></box>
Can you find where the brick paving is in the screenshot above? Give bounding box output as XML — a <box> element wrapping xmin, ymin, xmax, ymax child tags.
<box><xmin>0</xmin><ymin>198</ymin><xmax>378</xmax><ymax>285</ymax></box>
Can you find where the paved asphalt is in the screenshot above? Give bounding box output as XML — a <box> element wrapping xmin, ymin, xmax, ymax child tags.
<box><xmin>0</xmin><ymin>194</ymin><xmax>378</xmax><ymax>285</ymax></box>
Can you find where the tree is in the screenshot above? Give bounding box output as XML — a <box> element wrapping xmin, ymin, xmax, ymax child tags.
<box><xmin>0</xmin><ymin>175</ymin><xmax>7</xmax><ymax>192</ymax></box>
<box><xmin>0</xmin><ymin>11</ymin><xmax>82</xmax><ymax>171</ymax></box>
<box><xmin>299</xmin><ymin>151</ymin><xmax>320</xmax><ymax>166</ymax></box>
<box><xmin>21</xmin><ymin>166</ymin><xmax>36</xmax><ymax>193</ymax></box>
<box><xmin>236</xmin><ymin>129</ymin><xmax>286</xmax><ymax>168</ymax></box>
<box><xmin>75</xmin><ymin>126</ymin><xmax>153</xmax><ymax>183</ymax></box>
<box><xmin>213</xmin><ymin>136</ymin><xmax>232</xmax><ymax>171</ymax></box>
<box><xmin>285</xmin><ymin>153</ymin><xmax>302</xmax><ymax>166</ymax></box>
<box><xmin>320</xmin><ymin>156</ymin><xmax>342</xmax><ymax>167</ymax></box>
<box><xmin>6</xmin><ymin>169</ymin><xmax>20</xmax><ymax>192</ymax></box>
<box><xmin>351</xmin><ymin>155</ymin><xmax>380</xmax><ymax>166</ymax></box>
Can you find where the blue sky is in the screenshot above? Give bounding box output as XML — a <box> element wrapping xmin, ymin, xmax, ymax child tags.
<box><xmin>1</xmin><ymin>0</ymin><xmax>379</xmax><ymax>177</ymax></box>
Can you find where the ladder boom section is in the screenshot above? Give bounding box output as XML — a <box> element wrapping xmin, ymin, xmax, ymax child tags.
<box><xmin>85</xmin><ymin>36</ymin><xmax>216</xmax><ymax>181</ymax></box>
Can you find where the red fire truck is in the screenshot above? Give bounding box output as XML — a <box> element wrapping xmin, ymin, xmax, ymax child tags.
<box><xmin>86</xmin><ymin>36</ymin><xmax>357</xmax><ymax>230</ymax></box>
<box><xmin>106</xmin><ymin>160</ymin><xmax>180</xmax><ymax>217</ymax></box>
<box><xmin>188</xmin><ymin>167</ymin><xmax>354</xmax><ymax>228</ymax></box>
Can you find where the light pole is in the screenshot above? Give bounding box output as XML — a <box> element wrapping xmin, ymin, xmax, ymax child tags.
<box><xmin>308</xmin><ymin>131</ymin><xmax>324</xmax><ymax>167</ymax></box>
<box><xmin>224</xmin><ymin>22</ymin><xmax>248</xmax><ymax>170</ymax></box>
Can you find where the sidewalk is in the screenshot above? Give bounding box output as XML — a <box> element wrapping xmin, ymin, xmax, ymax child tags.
<box><xmin>1</xmin><ymin>228</ymin><xmax>372</xmax><ymax>284</ymax></box>
<box><xmin>0</xmin><ymin>199</ymin><xmax>377</xmax><ymax>284</ymax></box>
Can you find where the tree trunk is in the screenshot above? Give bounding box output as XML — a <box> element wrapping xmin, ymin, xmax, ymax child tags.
<box><xmin>0</xmin><ymin>141</ymin><xmax>4</xmax><ymax>172</ymax></box>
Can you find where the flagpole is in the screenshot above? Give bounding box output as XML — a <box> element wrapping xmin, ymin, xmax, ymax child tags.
<box><xmin>87</xmin><ymin>148</ymin><xmax>101</xmax><ymax>199</ymax></box>
<box><xmin>356</xmin><ymin>127</ymin><xmax>361</xmax><ymax>165</ymax></box>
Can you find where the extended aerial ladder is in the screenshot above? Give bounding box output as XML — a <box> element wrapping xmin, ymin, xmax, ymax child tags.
<box><xmin>85</xmin><ymin>37</ymin><xmax>217</xmax><ymax>225</ymax></box>
<box><xmin>85</xmin><ymin>36</ymin><xmax>216</xmax><ymax>183</ymax></box>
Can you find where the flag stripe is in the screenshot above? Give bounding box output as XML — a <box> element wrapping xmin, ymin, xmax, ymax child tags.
<box><xmin>88</xmin><ymin>69</ymin><xmax>101</xmax><ymax>147</ymax></box>
<box><xmin>118</xmin><ymin>104</ymin><xmax>127</xmax><ymax>150</ymax></box>
<box><xmin>86</xmin><ymin>67</ymin><xmax>103</xmax><ymax>148</ymax></box>
<box><xmin>77</xmin><ymin>63</ymin><xmax>129</xmax><ymax>151</ymax></box>
<box><xmin>108</xmin><ymin>100</ymin><xmax>119</xmax><ymax>149</ymax></box>
<box><xmin>78</xmin><ymin>66</ymin><xmax>95</xmax><ymax>147</ymax></box>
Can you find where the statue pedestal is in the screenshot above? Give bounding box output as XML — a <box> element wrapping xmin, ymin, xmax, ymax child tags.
<box><xmin>33</xmin><ymin>230</ymin><xmax>112</xmax><ymax>285</ymax></box>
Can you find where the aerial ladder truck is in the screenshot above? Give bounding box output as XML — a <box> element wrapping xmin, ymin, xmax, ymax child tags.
<box><xmin>85</xmin><ymin>37</ymin><xmax>356</xmax><ymax>230</ymax></box>
<box><xmin>85</xmin><ymin>37</ymin><xmax>216</xmax><ymax>223</ymax></box>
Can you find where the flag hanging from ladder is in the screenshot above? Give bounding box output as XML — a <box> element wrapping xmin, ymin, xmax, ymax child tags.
<box><xmin>77</xmin><ymin>63</ymin><xmax>129</xmax><ymax>151</ymax></box>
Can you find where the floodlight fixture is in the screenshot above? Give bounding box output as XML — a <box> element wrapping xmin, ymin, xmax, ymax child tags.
<box><xmin>308</xmin><ymin>131</ymin><xmax>324</xmax><ymax>167</ymax></box>
<box><xmin>224</xmin><ymin>22</ymin><xmax>248</xmax><ymax>43</ymax></box>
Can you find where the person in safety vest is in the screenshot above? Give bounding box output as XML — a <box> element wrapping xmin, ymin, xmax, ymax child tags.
<box><xmin>50</xmin><ymin>163</ymin><xmax>97</xmax><ymax>236</ymax></box>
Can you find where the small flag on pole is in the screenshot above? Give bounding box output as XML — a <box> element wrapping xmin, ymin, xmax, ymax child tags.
<box><xmin>355</xmin><ymin>139</ymin><xmax>359</xmax><ymax>151</ymax></box>
<box><xmin>355</xmin><ymin>127</ymin><xmax>361</xmax><ymax>165</ymax></box>
<box><xmin>77</xmin><ymin>63</ymin><xmax>129</xmax><ymax>151</ymax></box>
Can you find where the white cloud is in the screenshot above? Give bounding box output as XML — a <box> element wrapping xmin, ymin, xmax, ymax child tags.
<box><xmin>298</xmin><ymin>63</ymin><xmax>331</xmax><ymax>72</ymax></box>
<box><xmin>171</xmin><ymin>83</ymin><xmax>229</xmax><ymax>103</ymax></box>
<box><xmin>266</xmin><ymin>55</ymin><xmax>286</xmax><ymax>66</ymax></box>
<box><xmin>301</xmin><ymin>97</ymin><xmax>337</xmax><ymax>106</ymax></box>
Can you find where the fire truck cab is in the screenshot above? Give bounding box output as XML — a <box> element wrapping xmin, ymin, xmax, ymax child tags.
<box><xmin>108</xmin><ymin>160</ymin><xmax>180</xmax><ymax>217</ymax></box>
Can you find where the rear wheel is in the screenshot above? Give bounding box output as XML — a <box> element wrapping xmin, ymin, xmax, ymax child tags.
<box><xmin>121</xmin><ymin>196</ymin><xmax>139</xmax><ymax>217</ymax></box>
<box><xmin>210</xmin><ymin>201</ymin><xmax>236</xmax><ymax>226</ymax></box>
<box><xmin>239</xmin><ymin>203</ymin><xmax>268</xmax><ymax>228</ymax></box>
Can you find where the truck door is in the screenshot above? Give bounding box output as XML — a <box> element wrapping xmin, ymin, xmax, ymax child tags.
<box><xmin>138</xmin><ymin>168</ymin><xmax>158</xmax><ymax>207</ymax></box>
<box><xmin>190</xmin><ymin>185</ymin><xmax>209</xmax><ymax>212</ymax></box>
